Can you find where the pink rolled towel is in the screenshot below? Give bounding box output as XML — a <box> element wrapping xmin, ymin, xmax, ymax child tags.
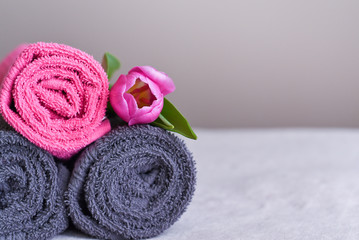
<box><xmin>0</xmin><ymin>42</ymin><xmax>111</xmax><ymax>159</ymax></box>
<box><xmin>0</xmin><ymin>44</ymin><xmax>28</xmax><ymax>83</ymax></box>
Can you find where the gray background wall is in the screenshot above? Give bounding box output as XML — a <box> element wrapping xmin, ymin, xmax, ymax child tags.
<box><xmin>1</xmin><ymin>0</ymin><xmax>359</xmax><ymax>128</ymax></box>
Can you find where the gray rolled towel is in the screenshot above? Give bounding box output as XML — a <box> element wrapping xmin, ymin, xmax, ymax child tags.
<box><xmin>66</xmin><ymin>125</ymin><xmax>196</xmax><ymax>240</ymax></box>
<box><xmin>0</xmin><ymin>130</ymin><xmax>69</xmax><ymax>240</ymax></box>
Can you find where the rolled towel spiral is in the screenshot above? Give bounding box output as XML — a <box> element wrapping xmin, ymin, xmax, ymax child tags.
<box><xmin>0</xmin><ymin>130</ymin><xmax>69</xmax><ymax>240</ymax></box>
<box><xmin>66</xmin><ymin>125</ymin><xmax>196</xmax><ymax>240</ymax></box>
<box><xmin>0</xmin><ymin>42</ymin><xmax>111</xmax><ymax>159</ymax></box>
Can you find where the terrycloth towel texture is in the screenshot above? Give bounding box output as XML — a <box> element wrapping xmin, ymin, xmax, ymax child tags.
<box><xmin>66</xmin><ymin>125</ymin><xmax>196</xmax><ymax>240</ymax></box>
<box><xmin>0</xmin><ymin>42</ymin><xmax>111</xmax><ymax>159</ymax></box>
<box><xmin>0</xmin><ymin>130</ymin><xmax>70</xmax><ymax>240</ymax></box>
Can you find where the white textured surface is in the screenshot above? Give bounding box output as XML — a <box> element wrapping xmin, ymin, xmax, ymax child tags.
<box><xmin>55</xmin><ymin>129</ymin><xmax>359</xmax><ymax>239</ymax></box>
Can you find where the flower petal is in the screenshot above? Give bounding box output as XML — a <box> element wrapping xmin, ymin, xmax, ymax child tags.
<box><xmin>110</xmin><ymin>75</ymin><xmax>131</xmax><ymax>122</ymax></box>
<box><xmin>124</xmin><ymin>92</ymin><xmax>138</xmax><ymax>117</ymax></box>
<box><xmin>127</xmin><ymin>80</ymin><xmax>163</xmax><ymax>125</ymax></box>
<box><xmin>129</xmin><ymin>66</ymin><xmax>175</xmax><ymax>95</ymax></box>
<box><xmin>125</xmin><ymin>72</ymin><xmax>138</xmax><ymax>91</ymax></box>
<box><xmin>128</xmin><ymin>98</ymin><xmax>164</xmax><ymax>125</ymax></box>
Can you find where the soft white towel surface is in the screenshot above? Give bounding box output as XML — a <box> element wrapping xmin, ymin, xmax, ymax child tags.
<box><xmin>55</xmin><ymin>129</ymin><xmax>359</xmax><ymax>240</ymax></box>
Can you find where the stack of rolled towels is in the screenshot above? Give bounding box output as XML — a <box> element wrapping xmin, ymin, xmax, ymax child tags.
<box><xmin>0</xmin><ymin>43</ymin><xmax>196</xmax><ymax>240</ymax></box>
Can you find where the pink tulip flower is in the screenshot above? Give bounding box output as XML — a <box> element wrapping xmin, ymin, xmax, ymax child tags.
<box><xmin>110</xmin><ymin>66</ymin><xmax>175</xmax><ymax>125</ymax></box>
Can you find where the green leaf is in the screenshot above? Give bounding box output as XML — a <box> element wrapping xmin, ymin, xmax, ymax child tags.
<box><xmin>102</xmin><ymin>52</ymin><xmax>121</xmax><ymax>80</ymax></box>
<box><xmin>156</xmin><ymin>98</ymin><xmax>197</xmax><ymax>140</ymax></box>
<box><xmin>152</xmin><ymin>114</ymin><xmax>174</xmax><ymax>130</ymax></box>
